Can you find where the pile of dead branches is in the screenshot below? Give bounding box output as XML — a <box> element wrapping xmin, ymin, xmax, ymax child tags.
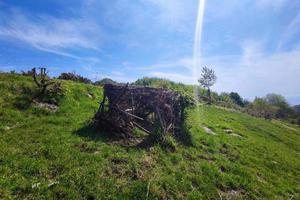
<box><xmin>94</xmin><ymin>84</ymin><xmax>190</xmax><ymax>139</ymax></box>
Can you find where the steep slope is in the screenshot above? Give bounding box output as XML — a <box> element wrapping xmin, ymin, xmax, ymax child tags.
<box><xmin>0</xmin><ymin>73</ymin><xmax>299</xmax><ymax>199</ymax></box>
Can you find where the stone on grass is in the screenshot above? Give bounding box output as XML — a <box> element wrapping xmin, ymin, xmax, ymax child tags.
<box><xmin>202</xmin><ymin>126</ymin><xmax>216</xmax><ymax>135</ymax></box>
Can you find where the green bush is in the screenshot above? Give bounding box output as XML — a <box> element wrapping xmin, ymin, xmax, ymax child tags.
<box><xmin>246</xmin><ymin>98</ymin><xmax>276</xmax><ymax>119</ymax></box>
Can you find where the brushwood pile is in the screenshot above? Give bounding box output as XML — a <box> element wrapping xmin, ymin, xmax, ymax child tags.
<box><xmin>94</xmin><ymin>84</ymin><xmax>192</xmax><ymax>139</ymax></box>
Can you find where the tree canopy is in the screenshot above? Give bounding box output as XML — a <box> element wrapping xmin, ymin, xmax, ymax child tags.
<box><xmin>230</xmin><ymin>92</ymin><xmax>244</xmax><ymax>107</ymax></box>
<box><xmin>198</xmin><ymin>67</ymin><xmax>217</xmax><ymax>89</ymax></box>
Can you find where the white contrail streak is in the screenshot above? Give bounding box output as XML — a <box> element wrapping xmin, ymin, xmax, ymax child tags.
<box><xmin>193</xmin><ymin>0</ymin><xmax>206</xmax><ymax>99</ymax></box>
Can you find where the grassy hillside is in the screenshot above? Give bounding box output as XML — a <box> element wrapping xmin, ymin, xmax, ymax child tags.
<box><xmin>0</xmin><ymin>73</ymin><xmax>299</xmax><ymax>199</ymax></box>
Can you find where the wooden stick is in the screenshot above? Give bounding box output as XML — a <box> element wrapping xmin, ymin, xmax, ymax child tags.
<box><xmin>156</xmin><ymin>107</ymin><xmax>166</xmax><ymax>133</ymax></box>
<box><xmin>133</xmin><ymin>121</ymin><xmax>150</xmax><ymax>134</ymax></box>
<box><xmin>166</xmin><ymin>123</ymin><xmax>173</xmax><ymax>132</ymax></box>
<box><xmin>114</xmin><ymin>106</ymin><xmax>144</xmax><ymax>121</ymax></box>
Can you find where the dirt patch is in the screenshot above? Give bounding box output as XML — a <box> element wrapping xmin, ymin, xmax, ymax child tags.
<box><xmin>198</xmin><ymin>154</ymin><xmax>216</xmax><ymax>163</ymax></box>
<box><xmin>229</xmin><ymin>133</ymin><xmax>243</xmax><ymax>138</ymax></box>
<box><xmin>142</xmin><ymin>154</ymin><xmax>155</xmax><ymax>167</ymax></box>
<box><xmin>74</xmin><ymin>143</ymin><xmax>98</xmax><ymax>153</ymax></box>
<box><xmin>32</xmin><ymin>100</ymin><xmax>58</xmax><ymax>111</ymax></box>
<box><xmin>110</xmin><ymin>157</ymin><xmax>128</xmax><ymax>164</ymax></box>
<box><xmin>223</xmin><ymin>129</ymin><xmax>243</xmax><ymax>138</ymax></box>
<box><xmin>219</xmin><ymin>189</ymin><xmax>245</xmax><ymax>200</ymax></box>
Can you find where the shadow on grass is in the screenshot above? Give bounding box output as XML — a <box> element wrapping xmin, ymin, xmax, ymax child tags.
<box><xmin>13</xmin><ymin>86</ymin><xmax>35</xmax><ymax>110</ymax></box>
<box><xmin>74</xmin><ymin>123</ymin><xmax>130</xmax><ymax>144</ymax></box>
<box><xmin>74</xmin><ymin>124</ymin><xmax>109</xmax><ymax>142</ymax></box>
<box><xmin>75</xmin><ymin>122</ymin><xmax>193</xmax><ymax>150</ymax></box>
<box><xmin>174</xmin><ymin>124</ymin><xmax>194</xmax><ymax>147</ymax></box>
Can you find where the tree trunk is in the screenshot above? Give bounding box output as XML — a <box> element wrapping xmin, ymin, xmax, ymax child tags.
<box><xmin>207</xmin><ymin>88</ymin><xmax>211</xmax><ymax>104</ymax></box>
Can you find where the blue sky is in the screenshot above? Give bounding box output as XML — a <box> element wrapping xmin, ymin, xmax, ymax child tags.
<box><xmin>0</xmin><ymin>0</ymin><xmax>300</xmax><ymax>104</ymax></box>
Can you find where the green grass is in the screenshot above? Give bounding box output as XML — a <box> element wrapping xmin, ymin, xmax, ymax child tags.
<box><xmin>0</xmin><ymin>73</ymin><xmax>299</xmax><ymax>199</ymax></box>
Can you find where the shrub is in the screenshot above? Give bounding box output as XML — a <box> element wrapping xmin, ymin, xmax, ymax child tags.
<box><xmin>229</xmin><ymin>92</ymin><xmax>245</xmax><ymax>107</ymax></box>
<box><xmin>32</xmin><ymin>68</ymin><xmax>64</xmax><ymax>104</ymax></box>
<box><xmin>264</xmin><ymin>94</ymin><xmax>295</xmax><ymax>120</ymax></box>
<box><xmin>21</xmin><ymin>70</ymin><xmax>34</xmax><ymax>76</ymax></box>
<box><xmin>94</xmin><ymin>78</ymin><xmax>116</xmax><ymax>86</ymax></box>
<box><xmin>246</xmin><ymin>98</ymin><xmax>276</xmax><ymax>119</ymax></box>
<box><xmin>58</xmin><ymin>72</ymin><xmax>92</xmax><ymax>84</ymax></box>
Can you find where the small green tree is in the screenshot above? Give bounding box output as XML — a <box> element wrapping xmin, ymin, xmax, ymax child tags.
<box><xmin>265</xmin><ymin>93</ymin><xmax>292</xmax><ymax>119</ymax></box>
<box><xmin>230</xmin><ymin>92</ymin><xmax>244</xmax><ymax>107</ymax></box>
<box><xmin>265</xmin><ymin>93</ymin><xmax>288</xmax><ymax>108</ymax></box>
<box><xmin>246</xmin><ymin>97</ymin><xmax>276</xmax><ymax>119</ymax></box>
<box><xmin>198</xmin><ymin>67</ymin><xmax>217</xmax><ymax>104</ymax></box>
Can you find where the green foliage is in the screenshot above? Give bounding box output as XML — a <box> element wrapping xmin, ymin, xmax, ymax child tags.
<box><xmin>37</xmin><ymin>81</ymin><xmax>65</xmax><ymax>105</ymax></box>
<box><xmin>198</xmin><ymin>67</ymin><xmax>217</xmax><ymax>104</ymax></box>
<box><xmin>198</xmin><ymin>67</ymin><xmax>217</xmax><ymax>89</ymax></box>
<box><xmin>134</xmin><ymin>77</ymin><xmax>195</xmax><ymax>106</ymax></box>
<box><xmin>265</xmin><ymin>93</ymin><xmax>289</xmax><ymax>107</ymax></box>
<box><xmin>58</xmin><ymin>72</ymin><xmax>92</xmax><ymax>84</ymax></box>
<box><xmin>265</xmin><ymin>93</ymin><xmax>294</xmax><ymax>119</ymax></box>
<box><xmin>21</xmin><ymin>69</ymin><xmax>34</xmax><ymax>76</ymax></box>
<box><xmin>134</xmin><ymin>77</ymin><xmax>193</xmax><ymax>94</ymax></box>
<box><xmin>246</xmin><ymin>97</ymin><xmax>276</xmax><ymax>119</ymax></box>
<box><xmin>132</xmin><ymin>128</ymin><xmax>147</xmax><ymax>138</ymax></box>
<box><xmin>229</xmin><ymin>92</ymin><xmax>245</xmax><ymax>107</ymax></box>
<box><xmin>293</xmin><ymin>105</ymin><xmax>300</xmax><ymax>115</ymax></box>
<box><xmin>160</xmin><ymin>134</ymin><xmax>177</xmax><ymax>152</ymax></box>
<box><xmin>245</xmin><ymin>94</ymin><xmax>296</xmax><ymax>121</ymax></box>
<box><xmin>94</xmin><ymin>78</ymin><xmax>116</xmax><ymax>86</ymax></box>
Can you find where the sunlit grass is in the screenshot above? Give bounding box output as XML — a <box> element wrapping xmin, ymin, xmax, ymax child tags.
<box><xmin>0</xmin><ymin>73</ymin><xmax>299</xmax><ymax>199</ymax></box>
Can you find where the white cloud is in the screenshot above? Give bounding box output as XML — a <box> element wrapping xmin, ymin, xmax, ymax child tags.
<box><xmin>206</xmin><ymin>50</ymin><xmax>300</xmax><ymax>101</ymax></box>
<box><xmin>98</xmin><ymin>73</ymin><xmax>136</xmax><ymax>83</ymax></box>
<box><xmin>132</xmin><ymin>46</ymin><xmax>300</xmax><ymax>102</ymax></box>
<box><xmin>111</xmin><ymin>71</ymin><xmax>124</xmax><ymax>76</ymax></box>
<box><xmin>241</xmin><ymin>40</ymin><xmax>265</xmax><ymax>65</ymax></box>
<box><xmin>126</xmin><ymin>57</ymin><xmax>193</xmax><ymax>71</ymax></box>
<box><xmin>144</xmin><ymin>0</ymin><xmax>197</xmax><ymax>32</ymax></box>
<box><xmin>148</xmin><ymin>71</ymin><xmax>193</xmax><ymax>84</ymax></box>
<box><xmin>256</xmin><ymin>0</ymin><xmax>288</xmax><ymax>10</ymax></box>
<box><xmin>0</xmin><ymin>65</ymin><xmax>14</xmax><ymax>71</ymax></box>
<box><xmin>0</xmin><ymin>7</ymin><xmax>103</xmax><ymax>58</ymax></box>
<box><xmin>278</xmin><ymin>12</ymin><xmax>300</xmax><ymax>49</ymax></box>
